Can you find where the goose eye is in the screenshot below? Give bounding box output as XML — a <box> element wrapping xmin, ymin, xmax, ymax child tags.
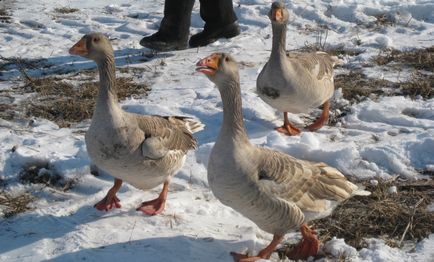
<box><xmin>225</xmin><ymin>56</ymin><xmax>230</xmax><ymax>62</ymax></box>
<box><xmin>93</xmin><ymin>37</ymin><xmax>100</xmax><ymax>43</ymax></box>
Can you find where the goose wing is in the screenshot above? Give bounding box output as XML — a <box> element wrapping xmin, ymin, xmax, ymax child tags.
<box><xmin>256</xmin><ymin>147</ymin><xmax>356</xmax><ymax>213</ymax></box>
<box><xmin>286</xmin><ymin>51</ymin><xmax>341</xmax><ymax>82</ymax></box>
<box><xmin>135</xmin><ymin>115</ymin><xmax>199</xmax><ymax>159</ymax></box>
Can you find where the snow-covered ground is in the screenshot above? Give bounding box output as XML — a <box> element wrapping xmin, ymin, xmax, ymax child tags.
<box><xmin>0</xmin><ymin>0</ymin><xmax>433</xmax><ymax>261</ymax></box>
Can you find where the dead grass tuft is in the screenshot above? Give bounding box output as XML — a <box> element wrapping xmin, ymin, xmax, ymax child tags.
<box><xmin>401</xmin><ymin>73</ymin><xmax>434</xmax><ymax>99</ymax></box>
<box><xmin>18</xmin><ymin>161</ymin><xmax>79</xmax><ymax>192</ymax></box>
<box><xmin>374</xmin><ymin>13</ymin><xmax>395</xmax><ymax>27</ymax></box>
<box><xmin>0</xmin><ymin>8</ymin><xmax>12</xmax><ymax>23</ymax></box>
<box><xmin>277</xmin><ymin>179</ymin><xmax>434</xmax><ymax>260</ymax></box>
<box><xmin>334</xmin><ymin>69</ymin><xmax>433</xmax><ymax>104</ymax></box>
<box><xmin>311</xmin><ymin>179</ymin><xmax>434</xmax><ymax>250</ymax></box>
<box><xmin>334</xmin><ymin>71</ymin><xmax>395</xmax><ymax>102</ymax></box>
<box><xmin>372</xmin><ymin>46</ymin><xmax>434</xmax><ymax>71</ymax></box>
<box><xmin>301</xmin><ymin>43</ymin><xmax>364</xmax><ymax>58</ymax></box>
<box><xmin>0</xmin><ymin>103</ymin><xmax>16</xmax><ymax>120</ymax></box>
<box><xmin>54</xmin><ymin>7</ymin><xmax>79</xmax><ymax>14</ymax></box>
<box><xmin>19</xmin><ymin>162</ymin><xmax>62</xmax><ymax>187</ymax></box>
<box><xmin>22</xmin><ymin>75</ymin><xmax>150</xmax><ymax>127</ymax></box>
<box><xmin>0</xmin><ymin>191</ymin><xmax>34</xmax><ymax>218</ymax></box>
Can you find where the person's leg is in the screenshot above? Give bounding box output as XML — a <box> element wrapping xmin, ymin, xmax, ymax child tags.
<box><xmin>189</xmin><ymin>0</ymin><xmax>240</xmax><ymax>48</ymax></box>
<box><xmin>140</xmin><ymin>0</ymin><xmax>194</xmax><ymax>51</ymax></box>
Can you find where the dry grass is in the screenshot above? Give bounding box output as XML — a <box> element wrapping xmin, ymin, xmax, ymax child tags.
<box><xmin>300</xmin><ymin>43</ymin><xmax>364</xmax><ymax>58</ymax></box>
<box><xmin>334</xmin><ymin>69</ymin><xmax>434</xmax><ymax>104</ymax></box>
<box><xmin>54</xmin><ymin>7</ymin><xmax>79</xmax><ymax>14</ymax></box>
<box><xmin>401</xmin><ymin>73</ymin><xmax>434</xmax><ymax>99</ymax></box>
<box><xmin>372</xmin><ymin>46</ymin><xmax>434</xmax><ymax>71</ymax></box>
<box><xmin>0</xmin><ymin>191</ymin><xmax>34</xmax><ymax>218</ymax></box>
<box><xmin>0</xmin><ymin>103</ymin><xmax>16</xmax><ymax>120</ymax></box>
<box><xmin>374</xmin><ymin>13</ymin><xmax>395</xmax><ymax>27</ymax></box>
<box><xmin>18</xmin><ymin>161</ymin><xmax>79</xmax><ymax>192</ymax></box>
<box><xmin>19</xmin><ymin>162</ymin><xmax>62</xmax><ymax>187</ymax></box>
<box><xmin>312</xmin><ymin>179</ymin><xmax>434</xmax><ymax>249</ymax></box>
<box><xmin>276</xmin><ymin>179</ymin><xmax>434</xmax><ymax>260</ymax></box>
<box><xmin>334</xmin><ymin>71</ymin><xmax>395</xmax><ymax>102</ymax></box>
<box><xmin>0</xmin><ymin>8</ymin><xmax>11</xmax><ymax>23</ymax></box>
<box><xmin>20</xmin><ymin>75</ymin><xmax>150</xmax><ymax>127</ymax></box>
<box><xmin>0</xmin><ymin>64</ymin><xmax>151</xmax><ymax>126</ymax></box>
<box><xmin>0</xmin><ymin>55</ymin><xmax>48</xmax><ymax>73</ymax></box>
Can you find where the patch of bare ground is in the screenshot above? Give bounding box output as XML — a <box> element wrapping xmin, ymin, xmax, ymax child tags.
<box><xmin>334</xmin><ymin>71</ymin><xmax>395</xmax><ymax>102</ymax></box>
<box><xmin>277</xmin><ymin>178</ymin><xmax>434</xmax><ymax>260</ymax></box>
<box><xmin>19</xmin><ymin>161</ymin><xmax>79</xmax><ymax>191</ymax></box>
<box><xmin>0</xmin><ymin>67</ymin><xmax>151</xmax><ymax>127</ymax></box>
<box><xmin>0</xmin><ymin>103</ymin><xmax>15</xmax><ymax>120</ymax></box>
<box><xmin>373</xmin><ymin>13</ymin><xmax>395</xmax><ymax>27</ymax></box>
<box><xmin>401</xmin><ymin>72</ymin><xmax>434</xmax><ymax>99</ymax></box>
<box><xmin>329</xmin><ymin>67</ymin><xmax>433</xmax><ymax>126</ymax></box>
<box><xmin>54</xmin><ymin>7</ymin><xmax>79</xmax><ymax>14</ymax></box>
<box><xmin>24</xmin><ymin>76</ymin><xmax>150</xmax><ymax>127</ymax></box>
<box><xmin>0</xmin><ymin>55</ymin><xmax>49</xmax><ymax>73</ymax></box>
<box><xmin>19</xmin><ymin>161</ymin><xmax>63</xmax><ymax>187</ymax></box>
<box><xmin>335</xmin><ymin>70</ymin><xmax>433</xmax><ymax>103</ymax></box>
<box><xmin>0</xmin><ymin>160</ymin><xmax>80</xmax><ymax>218</ymax></box>
<box><xmin>370</xmin><ymin>47</ymin><xmax>434</xmax><ymax>99</ymax></box>
<box><xmin>301</xmin><ymin>43</ymin><xmax>365</xmax><ymax>58</ymax></box>
<box><xmin>372</xmin><ymin>46</ymin><xmax>434</xmax><ymax>71</ymax></box>
<box><xmin>318</xmin><ymin>179</ymin><xmax>433</xmax><ymax>248</ymax></box>
<box><xmin>0</xmin><ymin>191</ymin><xmax>34</xmax><ymax>218</ymax></box>
<box><xmin>0</xmin><ymin>8</ymin><xmax>11</xmax><ymax>23</ymax></box>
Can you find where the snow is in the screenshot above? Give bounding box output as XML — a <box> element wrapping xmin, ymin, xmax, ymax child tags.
<box><xmin>0</xmin><ymin>0</ymin><xmax>433</xmax><ymax>261</ymax></box>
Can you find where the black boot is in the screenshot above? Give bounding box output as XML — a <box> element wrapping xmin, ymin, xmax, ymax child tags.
<box><xmin>189</xmin><ymin>22</ymin><xmax>240</xmax><ymax>48</ymax></box>
<box><xmin>189</xmin><ymin>0</ymin><xmax>240</xmax><ymax>48</ymax></box>
<box><xmin>140</xmin><ymin>31</ymin><xmax>188</xmax><ymax>51</ymax></box>
<box><xmin>140</xmin><ymin>0</ymin><xmax>194</xmax><ymax>51</ymax></box>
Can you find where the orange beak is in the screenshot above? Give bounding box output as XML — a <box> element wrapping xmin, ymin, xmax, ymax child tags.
<box><xmin>69</xmin><ymin>38</ymin><xmax>88</xmax><ymax>56</ymax></box>
<box><xmin>272</xmin><ymin>8</ymin><xmax>283</xmax><ymax>22</ymax></box>
<box><xmin>196</xmin><ymin>54</ymin><xmax>220</xmax><ymax>76</ymax></box>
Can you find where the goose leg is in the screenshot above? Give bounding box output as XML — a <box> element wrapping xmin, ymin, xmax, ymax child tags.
<box><xmin>286</xmin><ymin>224</ymin><xmax>320</xmax><ymax>261</ymax></box>
<box><xmin>230</xmin><ymin>234</ymin><xmax>283</xmax><ymax>262</ymax></box>
<box><xmin>94</xmin><ymin>178</ymin><xmax>122</xmax><ymax>211</ymax></box>
<box><xmin>306</xmin><ymin>100</ymin><xmax>330</xmax><ymax>132</ymax></box>
<box><xmin>275</xmin><ymin>112</ymin><xmax>301</xmax><ymax>136</ymax></box>
<box><xmin>137</xmin><ymin>180</ymin><xmax>170</xmax><ymax>215</ymax></box>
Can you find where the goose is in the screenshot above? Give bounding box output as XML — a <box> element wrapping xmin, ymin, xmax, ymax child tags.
<box><xmin>257</xmin><ymin>2</ymin><xmax>341</xmax><ymax>136</ymax></box>
<box><xmin>196</xmin><ymin>52</ymin><xmax>367</xmax><ymax>261</ymax></box>
<box><xmin>69</xmin><ymin>32</ymin><xmax>203</xmax><ymax>215</ymax></box>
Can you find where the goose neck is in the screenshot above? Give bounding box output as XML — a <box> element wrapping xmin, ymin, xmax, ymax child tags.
<box><xmin>217</xmin><ymin>79</ymin><xmax>249</xmax><ymax>144</ymax></box>
<box><xmin>95</xmin><ymin>55</ymin><xmax>118</xmax><ymax>108</ymax></box>
<box><xmin>271</xmin><ymin>22</ymin><xmax>287</xmax><ymax>59</ymax></box>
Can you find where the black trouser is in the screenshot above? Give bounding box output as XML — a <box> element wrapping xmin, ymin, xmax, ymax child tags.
<box><xmin>159</xmin><ymin>0</ymin><xmax>237</xmax><ymax>39</ymax></box>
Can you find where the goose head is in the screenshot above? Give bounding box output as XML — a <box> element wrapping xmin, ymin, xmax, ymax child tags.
<box><xmin>268</xmin><ymin>1</ymin><xmax>289</xmax><ymax>24</ymax></box>
<box><xmin>196</xmin><ymin>52</ymin><xmax>239</xmax><ymax>87</ymax></box>
<box><xmin>69</xmin><ymin>32</ymin><xmax>114</xmax><ymax>62</ymax></box>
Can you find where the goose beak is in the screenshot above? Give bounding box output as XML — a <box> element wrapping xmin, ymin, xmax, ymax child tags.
<box><xmin>272</xmin><ymin>8</ymin><xmax>283</xmax><ymax>22</ymax></box>
<box><xmin>196</xmin><ymin>54</ymin><xmax>219</xmax><ymax>76</ymax></box>
<box><xmin>69</xmin><ymin>37</ymin><xmax>88</xmax><ymax>56</ymax></box>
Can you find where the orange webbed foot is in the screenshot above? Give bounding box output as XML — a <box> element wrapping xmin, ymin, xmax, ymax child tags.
<box><xmin>137</xmin><ymin>197</ymin><xmax>166</xmax><ymax>216</ymax></box>
<box><xmin>94</xmin><ymin>194</ymin><xmax>121</xmax><ymax>211</ymax></box>
<box><xmin>286</xmin><ymin>224</ymin><xmax>320</xmax><ymax>260</ymax></box>
<box><xmin>275</xmin><ymin>124</ymin><xmax>301</xmax><ymax>136</ymax></box>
